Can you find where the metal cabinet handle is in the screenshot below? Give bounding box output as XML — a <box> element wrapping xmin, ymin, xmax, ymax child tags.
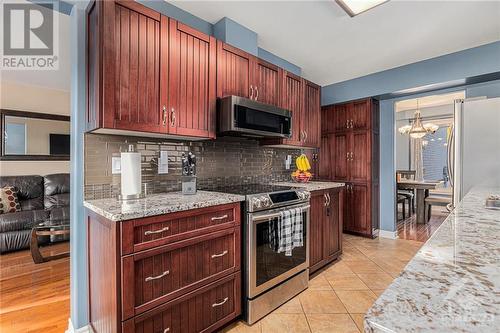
<box><xmin>255</xmin><ymin>87</ymin><xmax>259</xmax><ymax>101</ymax></box>
<box><xmin>212</xmin><ymin>297</ymin><xmax>228</xmax><ymax>307</ymax></box>
<box><xmin>145</xmin><ymin>270</ymin><xmax>170</xmax><ymax>282</ymax></box>
<box><xmin>211</xmin><ymin>214</ymin><xmax>228</xmax><ymax>221</ymax></box>
<box><xmin>211</xmin><ymin>250</ymin><xmax>228</xmax><ymax>258</ymax></box>
<box><xmin>350</xmin><ymin>120</ymin><xmax>354</xmax><ymax>128</ymax></box>
<box><xmin>324</xmin><ymin>193</ymin><xmax>328</xmax><ymax>207</ymax></box>
<box><xmin>350</xmin><ymin>152</ymin><xmax>354</xmax><ymax>160</ymax></box>
<box><xmin>163</xmin><ymin>328</ymin><xmax>170</xmax><ymax>333</ymax></box>
<box><xmin>304</xmin><ymin>131</ymin><xmax>308</xmax><ymax>142</ymax></box>
<box><xmin>162</xmin><ymin>106</ymin><xmax>167</xmax><ymax>125</ymax></box>
<box><xmin>346</xmin><ymin>152</ymin><xmax>349</xmax><ymax>161</ymax></box>
<box><xmin>326</xmin><ymin>193</ymin><xmax>331</xmax><ymax>206</ymax></box>
<box><xmin>144</xmin><ymin>226</ymin><xmax>169</xmax><ymax>235</ymax></box>
<box><xmin>170</xmin><ymin>108</ymin><xmax>176</xmax><ymax>127</ymax></box>
<box><xmin>250</xmin><ymin>85</ymin><xmax>254</xmax><ymax>100</ymax></box>
<box><xmin>346</xmin><ymin>119</ymin><xmax>349</xmax><ymax>129</ymax></box>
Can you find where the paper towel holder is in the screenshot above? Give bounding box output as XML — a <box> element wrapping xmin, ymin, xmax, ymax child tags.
<box><xmin>118</xmin><ymin>145</ymin><xmax>146</xmax><ymax>201</ymax></box>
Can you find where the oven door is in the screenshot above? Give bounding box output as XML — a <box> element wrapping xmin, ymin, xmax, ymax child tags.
<box><xmin>247</xmin><ymin>203</ymin><xmax>309</xmax><ymax>299</ymax></box>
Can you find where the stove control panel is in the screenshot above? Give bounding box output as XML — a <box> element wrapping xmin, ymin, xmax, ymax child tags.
<box><xmin>251</xmin><ymin>195</ymin><xmax>272</xmax><ymax>210</ymax></box>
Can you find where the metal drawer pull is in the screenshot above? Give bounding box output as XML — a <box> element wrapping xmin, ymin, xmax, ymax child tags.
<box><xmin>145</xmin><ymin>270</ymin><xmax>170</xmax><ymax>282</ymax></box>
<box><xmin>211</xmin><ymin>214</ymin><xmax>228</xmax><ymax>221</ymax></box>
<box><xmin>144</xmin><ymin>226</ymin><xmax>169</xmax><ymax>235</ymax></box>
<box><xmin>212</xmin><ymin>297</ymin><xmax>228</xmax><ymax>308</ymax></box>
<box><xmin>163</xmin><ymin>328</ymin><xmax>170</xmax><ymax>333</ymax></box>
<box><xmin>211</xmin><ymin>250</ymin><xmax>228</xmax><ymax>258</ymax></box>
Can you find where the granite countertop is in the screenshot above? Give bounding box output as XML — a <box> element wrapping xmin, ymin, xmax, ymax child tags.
<box><xmin>274</xmin><ymin>180</ymin><xmax>345</xmax><ymax>192</ymax></box>
<box><xmin>83</xmin><ymin>191</ymin><xmax>245</xmax><ymax>222</ymax></box>
<box><xmin>365</xmin><ymin>186</ymin><xmax>500</xmax><ymax>332</ymax></box>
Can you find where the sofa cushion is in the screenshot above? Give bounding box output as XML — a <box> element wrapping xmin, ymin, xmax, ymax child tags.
<box><xmin>0</xmin><ymin>230</ymin><xmax>33</xmax><ymax>253</ymax></box>
<box><xmin>0</xmin><ymin>187</ymin><xmax>21</xmax><ymax>214</ymax></box>
<box><xmin>0</xmin><ymin>209</ymin><xmax>50</xmax><ymax>232</ymax></box>
<box><xmin>44</xmin><ymin>174</ymin><xmax>70</xmax><ymax>209</ymax></box>
<box><xmin>0</xmin><ymin>176</ymin><xmax>44</xmax><ymax>211</ymax></box>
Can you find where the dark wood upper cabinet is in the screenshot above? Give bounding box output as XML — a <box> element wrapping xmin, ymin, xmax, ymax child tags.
<box><xmin>253</xmin><ymin>59</ymin><xmax>282</xmax><ymax>106</ymax></box>
<box><xmin>332</xmin><ymin>102</ymin><xmax>349</xmax><ymax>132</ymax></box>
<box><xmin>319</xmin><ymin>135</ymin><xmax>332</xmax><ymax>179</ymax></box>
<box><xmin>216</xmin><ymin>41</ymin><xmax>253</xmax><ymax>99</ymax></box>
<box><xmin>309</xmin><ymin>188</ymin><xmax>343</xmax><ymax>274</ymax></box>
<box><xmin>168</xmin><ymin>20</ymin><xmax>216</xmax><ymax>138</ymax></box>
<box><xmin>350</xmin><ymin>131</ymin><xmax>370</xmax><ymax>182</ymax></box>
<box><xmin>87</xmin><ymin>1</ymin><xmax>215</xmax><ymax>139</ymax></box>
<box><xmin>351</xmin><ymin>99</ymin><xmax>370</xmax><ymax>130</ymax></box>
<box><xmin>281</xmin><ymin>71</ymin><xmax>303</xmax><ymax>145</ymax></box>
<box><xmin>302</xmin><ymin>80</ymin><xmax>321</xmax><ymax>148</ymax></box>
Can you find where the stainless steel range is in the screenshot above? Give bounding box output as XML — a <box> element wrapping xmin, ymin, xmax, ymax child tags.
<box><xmin>214</xmin><ymin>184</ymin><xmax>310</xmax><ymax>324</ymax></box>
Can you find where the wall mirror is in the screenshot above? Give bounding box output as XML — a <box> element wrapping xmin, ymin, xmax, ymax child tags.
<box><xmin>1</xmin><ymin>109</ymin><xmax>70</xmax><ymax>160</ymax></box>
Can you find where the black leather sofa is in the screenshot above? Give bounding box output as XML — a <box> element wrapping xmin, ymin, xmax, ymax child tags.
<box><xmin>0</xmin><ymin>173</ymin><xmax>70</xmax><ymax>253</ymax></box>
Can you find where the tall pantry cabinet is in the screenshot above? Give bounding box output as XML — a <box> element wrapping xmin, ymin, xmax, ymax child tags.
<box><xmin>319</xmin><ymin>98</ymin><xmax>379</xmax><ymax>238</ymax></box>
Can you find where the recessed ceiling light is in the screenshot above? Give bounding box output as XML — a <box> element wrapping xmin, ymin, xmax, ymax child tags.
<box><xmin>336</xmin><ymin>0</ymin><xmax>389</xmax><ymax>17</ymax></box>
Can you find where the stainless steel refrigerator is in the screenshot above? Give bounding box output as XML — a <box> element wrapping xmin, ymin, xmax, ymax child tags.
<box><xmin>450</xmin><ymin>97</ymin><xmax>500</xmax><ymax>207</ymax></box>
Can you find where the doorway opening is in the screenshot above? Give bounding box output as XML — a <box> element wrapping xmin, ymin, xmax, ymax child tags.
<box><xmin>394</xmin><ymin>91</ymin><xmax>465</xmax><ymax>241</ymax></box>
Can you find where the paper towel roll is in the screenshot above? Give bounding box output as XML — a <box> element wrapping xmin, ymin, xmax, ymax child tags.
<box><xmin>121</xmin><ymin>150</ymin><xmax>142</xmax><ymax>197</ymax></box>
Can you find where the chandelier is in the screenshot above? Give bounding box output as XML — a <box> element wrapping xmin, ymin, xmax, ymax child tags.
<box><xmin>398</xmin><ymin>100</ymin><xmax>439</xmax><ymax>139</ymax></box>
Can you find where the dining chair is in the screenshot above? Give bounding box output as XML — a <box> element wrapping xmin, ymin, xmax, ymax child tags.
<box><xmin>396</xmin><ymin>170</ymin><xmax>416</xmax><ymax>214</ymax></box>
<box><xmin>397</xmin><ymin>194</ymin><xmax>409</xmax><ymax>221</ymax></box>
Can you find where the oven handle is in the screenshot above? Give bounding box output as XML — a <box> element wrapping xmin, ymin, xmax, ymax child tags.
<box><xmin>250</xmin><ymin>205</ymin><xmax>310</xmax><ymax>224</ymax></box>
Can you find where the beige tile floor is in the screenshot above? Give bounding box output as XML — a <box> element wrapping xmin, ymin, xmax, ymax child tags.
<box><xmin>222</xmin><ymin>234</ymin><xmax>423</xmax><ymax>333</ymax></box>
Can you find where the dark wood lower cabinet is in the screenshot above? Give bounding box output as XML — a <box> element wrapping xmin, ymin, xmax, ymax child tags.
<box><xmin>309</xmin><ymin>187</ymin><xmax>344</xmax><ymax>274</ymax></box>
<box><xmin>86</xmin><ymin>203</ymin><xmax>242</xmax><ymax>333</ymax></box>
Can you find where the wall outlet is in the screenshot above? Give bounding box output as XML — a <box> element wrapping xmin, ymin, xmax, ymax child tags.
<box><xmin>158</xmin><ymin>150</ymin><xmax>169</xmax><ymax>174</ymax></box>
<box><xmin>285</xmin><ymin>155</ymin><xmax>292</xmax><ymax>170</ymax></box>
<box><xmin>111</xmin><ymin>157</ymin><xmax>121</xmax><ymax>174</ymax></box>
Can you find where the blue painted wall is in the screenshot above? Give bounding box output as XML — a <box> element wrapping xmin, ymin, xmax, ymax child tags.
<box><xmin>70</xmin><ymin>1</ymin><xmax>89</xmax><ymax>329</ymax></box>
<box><xmin>137</xmin><ymin>0</ymin><xmax>212</xmax><ymax>35</ymax></box>
<box><xmin>379</xmin><ymin>99</ymin><xmax>396</xmax><ymax>232</ymax></box>
<box><xmin>322</xmin><ymin>41</ymin><xmax>500</xmax><ymax>105</ymax></box>
<box><xmin>258</xmin><ymin>48</ymin><xmax>301</xmax><ymax>76</ymax></box>
<box><xmin>214</xmin><ymin>17</ymin><xmax>258</xmax><ymax>56</ymax></box>
<box><xmin>466</xmin><ymin>79</ymin><xmax>500</xmax><ymax>98</ymax></box>
<box><xmin>139</xmin><ymin>2</ymin><xmax>302</xmax><ymax>74</ymax></box>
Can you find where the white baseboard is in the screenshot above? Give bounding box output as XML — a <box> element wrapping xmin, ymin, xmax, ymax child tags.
<box><xmin>378</xmin><ymin>229</ymin><xmax>398</xmax><ymax>239</ymax></box>
<box><xmin>66</xmin><ymin>319</ymin><xmax>94</xmax><ymax>333</ymax></box>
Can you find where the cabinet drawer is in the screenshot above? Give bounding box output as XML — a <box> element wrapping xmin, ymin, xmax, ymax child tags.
<box><xmin>122</xmin><ymin>272</ymin><xmax>241</xmax><ymax>333</ymax></box>
<box><xmin>122</xmin><ymin>228</ymin><xmax>240</xmax><ymax>319</ymax></box>
<box><xmin>121</xmin><ymin>203</ymin><xmax>240</xmax><ymax>255</ymax></box>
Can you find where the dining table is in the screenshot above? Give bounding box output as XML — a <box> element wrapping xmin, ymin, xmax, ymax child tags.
<box><xmin>397</xmin><ymin>180</ymin><xmax>443</xmax><ymax>224</ymax></box>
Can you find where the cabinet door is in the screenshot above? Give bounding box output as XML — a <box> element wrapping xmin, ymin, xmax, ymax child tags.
<box><xmin>343</xmin><ymin>185</ymin><xmax>353</xmax><ymax>233</ymax></box>
<box><xmin>332</xmin><ymin>133</ymin><xmax>349</xmax><ymax>181</ymax></box>
<box><xmin>319</xmin><ymin>135</ymin><xmax>333</xmax><ymax>180</ymax></box>
<box><xmin>112</xmin><ymin>2</ymin><xmax>167</xmax><ymax>133</ymax></box>
<box><xmin>168</xmin><ymin>20</ymin><xmax>216</xmax><ymax>138</ymax></box>
<box><xmin>281</xmin><ymin>71</ymin><xmax>303</xmax><ymax>145</ymax></box>
<box><xmin>333</xmin><ymin>103</ymin><xmax>349</xmax><ymax>132</ymax></box>
<box><xmin>321</xmin><ymin>105</ymin><xmax>335</xmax><ymax>134</ymax></box>
<box><xmin>302</xmin><ymin>80</ymin><xmax>321</xmax><ymax>148</ymax></box>
<box><xmin>351</xmin><ymin>99</ymin><xmax>370</xmax><ymax>130</ymax></box>
<box><xmin>216</xmin><ymin>41</ymin><xmax>253</xmax><ymax>99</ymax></box>
<box><xmin>309</xmin><ymin>191</ymin><xmax>325</xmax><ymax>269</ymax></box>
<box><xmin>254</xmin><ymin>59</ymin><xmax>281</xmax><ymax>106</ymax></box>
<box><xmin>324</xmin><ymin>190</ymin><xmax>341</xmax><ymax>259</ymax></box>
<box><xmin>350</xmin><ymin>132</ymin><xmax>369</xmax><ymax>182</ymax></box>
<box><xmin>351</xmin><ymin>184</ymin><xmax>370</xmax><ymax>234</ymax></box>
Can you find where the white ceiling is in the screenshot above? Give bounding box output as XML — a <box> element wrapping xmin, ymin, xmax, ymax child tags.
<box><xmin>171</xmin><ymin>0</ymin><xmax>500</xmax><ymax>86</ymax></box>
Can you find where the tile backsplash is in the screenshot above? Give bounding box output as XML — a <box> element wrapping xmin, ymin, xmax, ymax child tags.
<box><xmin>84</xmin><ymin>133</ymin><xmax>312</xmax><ymax>199</ymax></box>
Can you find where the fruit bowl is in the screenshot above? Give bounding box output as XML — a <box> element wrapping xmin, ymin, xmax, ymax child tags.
<box><xmin>291</xmin><ymin>171</ymin><xmax>312</xmax><ymax>183</ymax></box>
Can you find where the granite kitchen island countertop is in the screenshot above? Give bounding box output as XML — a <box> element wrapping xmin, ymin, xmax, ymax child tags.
<box><xmin>274</xmin><ymin>180</ymin><xmax>345</xmax><ymax>192</ymax></box>
<box><xmin>365</xmin><ymin>186</ymin><xmax>500</xmax><ymax>332</ymax></box>
<box><xmin>84</xmin><ymin>191</ymin><xmax>245</xmax><ymax>221</ymax></box>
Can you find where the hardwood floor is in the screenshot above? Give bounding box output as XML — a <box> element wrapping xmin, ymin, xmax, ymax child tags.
<box><xmin>397</xmin><ymin>207</ymin><xmax>448</xmax><ymax>242</ymax></box>
<box><xmin>0</xmin><ymin>242</ymin><xmax>70</xmax><ymax>333</ymax></box>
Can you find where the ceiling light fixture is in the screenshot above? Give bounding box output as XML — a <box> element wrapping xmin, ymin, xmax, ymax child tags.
<box><xmin>336</xmin><ymin>0</ymin><xmax>389</xmax><ymax>17</ymax></box>
<box><xmin>398</xmin><ymin>99</ymin><xmax>439</xmax><ymax>139</ymax></box>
